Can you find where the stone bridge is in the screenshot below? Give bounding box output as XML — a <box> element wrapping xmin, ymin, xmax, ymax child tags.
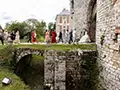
<box><xmin>14</xmin><ymin>48</ymin><xmax>97</xmax><ymax>90</ymax></box>
<box><xmin>14</xmin><ymin>48</ymin><xmax>44</xmax><ymax>63</ymax></box>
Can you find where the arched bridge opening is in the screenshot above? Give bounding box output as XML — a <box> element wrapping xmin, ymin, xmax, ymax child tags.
<box><xmin>14</xmin><ymin>48</ymin><xmax>44</xmax><ymax>90</ymax></box>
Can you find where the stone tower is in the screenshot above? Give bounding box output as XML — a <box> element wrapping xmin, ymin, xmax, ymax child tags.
<box><xmin>71</xmin><ymin>0</ymin><xmax>120</xmax><ymax>90</ymax></box>
<box><xmin>96</xmin><ymin>0</ymin><xmax>120</xmax><ymax>90</ymax></box>
<box><xmin>70</xmin><ymin>0</ymin><xmax>96</xmax><ymax>42</ymax></box>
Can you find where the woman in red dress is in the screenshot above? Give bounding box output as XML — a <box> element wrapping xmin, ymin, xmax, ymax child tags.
<box><xmin>31</xmin><ymin>31</ymin><xmax>38</xmax><ymax>43</ymax></box>
<box><xmin>51</xmin><ymin>30</ymin><xmax>57</xmax><ymax>43</ymax></box>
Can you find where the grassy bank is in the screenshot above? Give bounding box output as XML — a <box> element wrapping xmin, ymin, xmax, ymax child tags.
<box><xmin>0</xmin><ymin>46</ymin><xmax>29</xmax><ymax>90</ymax></box>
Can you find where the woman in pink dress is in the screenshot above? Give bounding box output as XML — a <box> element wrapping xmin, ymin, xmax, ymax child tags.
<box><xmin>45</xmin><ymin>30</ymin><xmax>50</xmax><ymax>44</ymax></box>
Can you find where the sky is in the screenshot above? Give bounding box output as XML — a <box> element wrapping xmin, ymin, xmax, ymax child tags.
<box><xmin>0</xmin><ymin>0</ymin><xmax>70</xmax><ymax>28</ymax></box>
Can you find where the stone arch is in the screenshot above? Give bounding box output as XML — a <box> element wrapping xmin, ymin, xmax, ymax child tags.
<box><xmin>15</xmin><ymin>48</ymin><xmax>44</xmax><ymax>64</ymax></box>
<box><xmin>15</xmin><ymin>48</ymin><xmax>45</xmax><ymax>89</ymax></box>
<box><xmin>87</xmin><ymin>0</ymin><xmax>97</xmax><ymax>42</ymax></box>
<box><xmin>14</xmin><ymin>48</ymin><xmax>44</xmax><ymax>76</ymax></box>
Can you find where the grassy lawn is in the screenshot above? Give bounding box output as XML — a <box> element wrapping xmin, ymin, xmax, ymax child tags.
<box><xmin>0</xmin><ymin>46</ymin><xmax>29</xmax><ymax>90</ymax></box>
<box><xmin>14</xmin><ymin>43</ymin><xmax>97</xmax><ymax>51</ymax></box>
<box><xmin>0</xmin><ymin>67</ymin><xmax>29</xmax><ymax>90</ymax></box>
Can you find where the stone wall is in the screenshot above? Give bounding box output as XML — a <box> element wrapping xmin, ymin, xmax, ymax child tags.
<box><xmin>72</xmin><ymin>0</ymin><xmax>96</xmax><ymax>40</ymax></box>
<box><xmin>96</xmin><ymin>0</ymin><xmax>120</xmax><ymax>90</ymax></box>
<box><xmin>71</xmin><ymin>0</ymin><xmax>120</xmax><ymax>89</ymax></box>
<box><xmin>73</xmin><ymin>0</ymin><xmax>89</xmax><ymax>39</ymax></box>
<box><xmin>44</xmin><ymin>50</ymin><xmax>77</xmax><ymax>90</ymax></box>
<box><xmin>14</xmin><ymin>48</ymin><xmax>44</xmax><ymax>63</ymax></box>
<box><xmin>14</xmin><ymin>48</ymin><xmax>97</xmax><ymax>90</ymax></box>
<box><xmin>44</xmin><ymin>50</ymin><xmax>97</xmax><ymax>90</ymax></box>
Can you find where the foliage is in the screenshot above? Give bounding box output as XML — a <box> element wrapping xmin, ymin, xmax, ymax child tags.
<box><xmin>5</xmin><ymin>21</ymin><xmax>28</xmax><ymax>39</ymax></box>
<box><xmin>48</xmin><ymin>22</ymin><xmax>56</xmax><ymax>31</ymax></box>
<box><xmin>0</xmin><ymin>45</ymin><xmax>15</xmax><ymax>69</ymax></box>
<box><xmin>38</xmin><ymin>36</ymin><xmax>45</xmax><ymax>42</ymax></box>
<box><xmin>80</xmin><ymin>52</ymin><xmax>99</xmax><ymax>90</ymax></box>
<box><xmin>24</xmin><ymin>19</ymin><xmax>46</xmax><ymax>37</ymax></box>
<box><xmin>4</xmin><ymin>19</ymin><xmax>46</xmax><ymax>40</ymax></box>
<box><xmin>0</xmin><ymin>45</ymin><xmax>29</xmax><ymax>90</ymax></box>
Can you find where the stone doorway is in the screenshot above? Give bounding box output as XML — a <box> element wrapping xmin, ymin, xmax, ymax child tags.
<box><xmin>88</xmin><ymin>0</ymin><xmax>96</xmax><ymax>42</ymax></box>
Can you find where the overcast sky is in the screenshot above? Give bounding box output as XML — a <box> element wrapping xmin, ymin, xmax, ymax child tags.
<box><xmin>0</xmin><ymin>0</ymin><xmax>70</xmax><ymax>28</ymax></box>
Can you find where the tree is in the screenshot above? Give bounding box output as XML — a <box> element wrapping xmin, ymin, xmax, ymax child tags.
<box><xmin>5</xmin><ymin>21</ymin><xmax>29</xmax><ymax>39</ymax></box>
<box><xmin>5</xmin><ymin>19</ymin><xmax>46</xmax><ymax>41</ymax></box>
<box><xmin>24</xmin><ymin>19</ymin><xmax>46</xmax><ymax>37</ymax></box>
<box><xmin>48</xmin><ymin>22</ymin><xmax>56</xmax><ymax>31</ymax></box>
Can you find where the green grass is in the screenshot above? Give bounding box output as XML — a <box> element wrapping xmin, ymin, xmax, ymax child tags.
<box><xmin>0</xmin><ymin>46</ymin><xmax>29</xmax><ymax>90</ymax></box>
<box><xmin>14</xmin><ymin>43</ymin><xmax>97</xmax><ymax>51</ymax></box>
<box><xmin>0</xmin><ymin>45</ymin><xmax>8</xmax><ymax>49</ymax></box>
<box><xmin>0</xmin><ymin>67</ymin><xmax>29</xmax><ymax>90</ymax></box>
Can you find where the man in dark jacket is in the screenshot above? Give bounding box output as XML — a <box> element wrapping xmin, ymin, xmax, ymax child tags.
<box><xmin>11</xmin><ymin>31</ymin><xmax>16</xmax><ymax>41</ymax></box>
<box><xmin>0</xmin><ymin>30</ymin><xmax>4</xmax><ymax>45</ymax></box>
<box><xmin>58</xmin><ymin>31</ymin><xmax>63</xmax><ymax>43</ymax></box>
<box><xmin>69</xmin><ymin>30</ymin><xmax>73</xmax><ymax>44</ymax></box>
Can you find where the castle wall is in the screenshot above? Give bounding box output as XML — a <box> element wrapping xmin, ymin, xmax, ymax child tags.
<box><xmin>44</xmin><ymin>50</ymin><xmax>97</xmax><ymax>90</ymax></box>
<box><xmin>72</xmin><ymin>0</ymin><xmax>96</xmax><ymax>41</ymax></box>
<box><xmin>73</xmin><ymin>0</ymin><xmax>120</xmax><ymax>89</ymax></box>
<box><xmin>96</xmin><ymin>0</ymin><xmax>120</xmax><ymax>89</ymax></box>
<box><xmin>73</xmin><ymin>0</ymin><xmax>90</xmax><ymax>39</ymax></box>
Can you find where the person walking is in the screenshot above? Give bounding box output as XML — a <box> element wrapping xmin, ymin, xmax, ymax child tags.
<box><xmin>58</xmin><ymin>31</ymin><xmax>63</xmax><ymax>43</ymax></box>
<box><xmin>3</xmin><ymin>30</ymin><xmax>8</xmax><ymax>44</ymax></box>
<box><xmin>73</xmin><ymin>29</ymin><xmax>76</xmax><ymax>44</ymax></box>
<box><xmin>31</xmin><ymin>30</ymin><xmax>38</xmax><ymax>44</ymax></box>
<box><xmin>14</xmin><ymin>30</ymin><xmax>20</xmax><ymax>44</ymax></box>
<box><xmin>0</xmin><ymin>30</ymin><xmax>4</xmax><ymax>45</ymax></box>
<box><xmin>11</xmin><ymin>31</ymin><xmax>16</xmax><ymax>43</ymax></box>
<box><xmin>69</xmin><ymin>30</ymin><xmax>73</xmax><ymax>44</ymax></box>
<box><xmin>65</xmin><ymin>30</ymin><xmax>69</xmax><ymax>44</ymax></box>
<box><xmin>45</xmin><ymin>30</ymin><xmax>50</xmax><ymax>45</ymax></box>
<box><xmin>27</xmin><ymin>32</ymin><xmax>32</xmax><ymax>43</ymax></box>
<box><xmin>7</xmin><ymin>32</ymin><xmax>12</xmax><ymax>45</ymax></box>
<box><xmin>51</xmin><ymin>30</ymin><xmax>57</xmax><ymax>43</ymax></box>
